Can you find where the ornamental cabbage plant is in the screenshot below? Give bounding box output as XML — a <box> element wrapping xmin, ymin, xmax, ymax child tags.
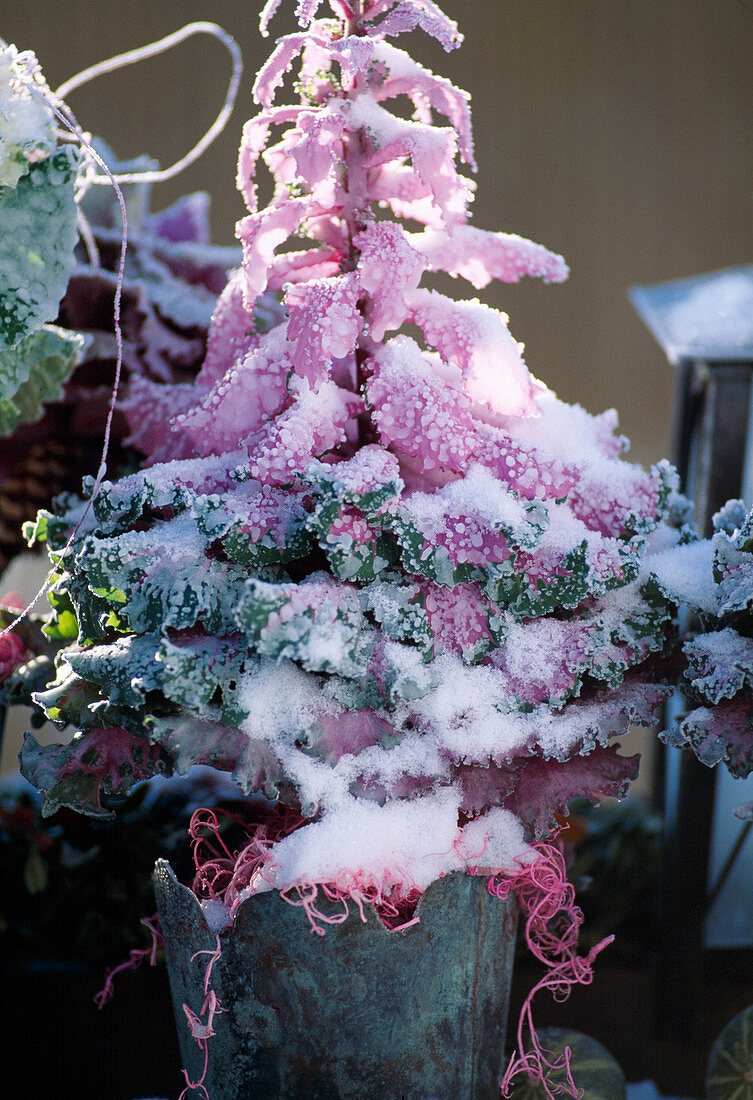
<box><xmin>22</xmin><ymin>0</ymin><xmax>695</xmax><ymax>913</ymax></box>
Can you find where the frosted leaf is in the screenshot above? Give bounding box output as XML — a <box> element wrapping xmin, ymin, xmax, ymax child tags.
<box><xmin>193</xmin><ymin>482</ymin><xmax>313</xmax><ymax>567</ymax></box>
<box><xmin>79</xmin><ymin>513</ymin><xmax>247</xmax><ymax>634</ymax></box>
<box><xmin>472</xmin><ymin>423</ymin><xmax>579</xmax><ymax>502</ymax></box>
<box><xmin>20</xmin><ymin>728</ymin><xmax>167</xmax><ymax>819</ymax></box>
<box><xmin>63</xmin><ymin>635</ymin><xmax>164</xmax><ymax>708</ymax></box>
<box><xmin>649</xmin><ymin>537</ymin><xmax>716</xmax><ymax>615</ymax></box>
<box><xmin>259</xmin><ymin>0</ymin><xmax>285</xmax><ymax>36</ymax></box>
<box><xmin>305</xmin><ymin>445</ymin><xmax>404</xmax><ymax>511</ymax></box>
<box><xmin>150</xmin><ymin>713</ymin><xmax>284</xmax><ymax>797</ymax></box>
<box><xmin>713</xmin><ymin>529</ymin><xmax>753</xmax><ymax>617</ymax></box>
<box><xmin>501</xmin><ymin>387</ymin><xmax>627</xmax><ymax>463</ymax></box>
<box><xmin>712</xmin><ymin>498</ymin><xmax>747</xmax><ymax>537</ymax></box>
<box><xmin>349</xmin><ymin>94</ymin><xmax>472</xmax><ymax>227</ymax></box>
<box><xmin>285</xmin><ymin>274</ymin><xmax>361</xmax><ymax>385</ymax></box>
<box><xmin>389</xmin><ymin>464</ymin><xmax>545</xmax><ymax>588</ymax></box>
<box><xmin>300</xmin><ymin>709</ymin><xmax>400</xmax><ymax>767</ymax></box>
<box><xmin>316</xmin><ymin>507</ymin><xmax>396</xmax><ymax>582</ymax></box>
<box><xmin>420</xmin><ymin>580</ymin><xmax>495</xmax><ymax>661</ymax></box>
<box><xmin>408</xmin><ymin>289</ymin><xmax>538</xmax><ymax>417</ymax></box>
<box><xmin>0</xmin><ymin>325</ymin><xmax>85</xmax><ymax>435</ymax></box>
<box><xmin>362</xmin><ymin>575</ymin><xmax>431</xmax><ymax>653</ymax></box>
<box><xmin>369</xmin><ymin>163</ymin><xmax>438</xmax><ymax>226</ymax></box>
<box><xmin>89</xmin><ymin>450</ymin><xmax>248</xmax><ymax>533</ymax></box>
<box><xmin>157</xmin><ymin>635</ymin><xmax>252</xmax><ymax>720</ymax></box>
<box><xmin>213</xmin><ymin>282</ymin><xmax>285</xmax><ymax>381</ymax></box>
<box><xmin>237</xmin><ymin>107</ymin><xmax>304</xmax><ymax>211</ymax></box>
<box><xmin>367</xmin><ymin>335</ymin><xmax>477</xmax><ymax>472</ymax></box>
<box><xmin>295</xmin><ymin>0</ymin><xmax>327</xmax><ymax>26</ymax></box>
<box><xmin>410</xmin><ymin>225</ymin><xmax>569</xmax><ymax>289</ymax></box>
<box><xmin>489</xmin><ymin>617</ymin><xmax>598</xmax><ymax>707</ymax></box>
<box><xmin>0</xmin><ymin>146</ymin><xmax>79</xmax><ymax>349</ymax></box>
<box><xmin>367</xmin><ymin>337</ymin><xmax>576</xmax><ymax>499</ymax></box>
<box><xmin>176</xmin><ymin>324</ymin><xmax>293</xmax><ymax>455</ymax></box>
<box><xmin>237</xmin><ymin>198</ymin><xmax>309</xmax><ymax>302</ymax></box>
<box><xmin>493</xmin><ymin>746</ymin><xmax>638</xmax><ymax>839</ymax></box>
<box><xmin>587</xmin><ymin>576</ymin><xmax>673</xmax><ymax>686</ymax></box>
<box><xmin>568</xmin><ymin>457</ymin><xmax>667</xmax><ymax>538</ymax></box>
<box><xmin>371</xmin><ymin>42</ymin><xmax>474</xmax><ymax>167</ymax></box>
<box><xmin>366</xmin><ymin>0</ymin><xmax>462</xmax><ymax>53</ymax></box>
<box><xmin>247</xmin><ymin>378</ymin><xmax>362</xmax><ymax>484</ymax></box>
<box><xmin>278</xmin><ymin>103</ymin><xmax>348</xmax><ymax>201</ymax></box>
<box><xmin>268</xmin><ymin>246</ymin><xmax>343</xmax><ymax>289</ymax></box>
<box><xmin>0</xmin><ymin>46</ymin><xmax>56</xmax><ymax>188</ymax></box>
<box><xmin>254</xmin><ymin>33</ymin><xmax>312</xmax><ymax>107</ymax></box>
<box><xmin>235</xmin><ymin>574</ymin><xmax>375</xmax><ymax>680</ymax></box>
<box><xmin>662</xmin><ymin>700</ymin><xmax>753</xmax><ymax>779</ymax></box>
<box><xmin>355</xmin><ymin>222</ymin><xmax>423</xmax><ymax>340</ymax></box>
<box><xmin>419</xmin><ymin>670</ymin><xmax>666</xmax><ymax>768</ymax></box>
<box><xmin>684</xmin><ymin>628</ymin><xmax>753</xmax><ymax>705</ymax></box>
<box><xmin>120</xmin><ymin>376</ymin><xmax>199</xmax><ymax>464</ymax></box>
<box><xmin>304</xmin><ymin>447</ymin><xmax>402</xmax><ymax>580</ymax></box>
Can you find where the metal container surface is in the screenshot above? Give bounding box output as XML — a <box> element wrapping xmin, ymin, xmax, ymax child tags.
<box><xmin>154</xmin><ymin>860</ymin><xmax>518</xmax><ymax>1099</ymax></box>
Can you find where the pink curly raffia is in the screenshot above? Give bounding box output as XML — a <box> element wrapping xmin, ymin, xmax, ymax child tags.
<box><xmin>189</xmin><ymin>802</ymin><xmax>424</xmax><ymax>933</ymax></box>
<box><xmin>189</xmin><ymin>803</ymin><xmax>306</xmax><ymax>917</ymax></box>
<box><xmin>280</xmin><ymin>878</ymin><xmax>424</xmax><ymax>936</ymax></box>
<box><xmin>178</xmin><ymin>935</ymin><xmax>224</xmax><ymax>1100</ymax></box>
<box><xmin>94</xmin><ymin>914</ymin><xmax>162</xmax><ymax>1008</ymax></box>
<box><xmin>489</xmin><ymin>843</ymin><xmax>614</xmax><ymax>1099</ymax></box>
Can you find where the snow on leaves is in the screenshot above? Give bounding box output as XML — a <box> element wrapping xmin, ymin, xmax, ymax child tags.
<box><xmin>410</xmin><ymin>225</ymin><xmax>568</xmax><ymax>289</ymax></box>
<box><xmin>407</xmin><ymin>290</ymin><xmax>538</xmax><ymax>417</ymax></box>
<box><xmin>284</xmin><ymin>274</ymin><xmax>361</xmax><ymax>385</ymax></box>
<box><xmin>22</xmin><ymin>0</ymin><xmax>694</xmax><ymax>887</ymax></box>
<box><xmin>663</xmin><ymin>701</ymin><xmax>753</xmax><ymax>779</ymax></box>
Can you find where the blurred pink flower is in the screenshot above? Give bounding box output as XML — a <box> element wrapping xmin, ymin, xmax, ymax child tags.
<box><xmin>0</xmin><ymin>590</ymin><xmax>28</xmax><ymax>680</ymax></box>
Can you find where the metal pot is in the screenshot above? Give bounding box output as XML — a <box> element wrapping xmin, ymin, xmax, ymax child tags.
<box><xmin>154</xmin><ymin>860</ymin><xmax>517</xmax><ymax>1100</ymax></box>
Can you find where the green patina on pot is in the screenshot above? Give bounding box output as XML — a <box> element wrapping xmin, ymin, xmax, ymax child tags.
<box><xmin>154</xmin><ymin>861</ymin><xmax>518</xmax><ymax>1100</ymax></box>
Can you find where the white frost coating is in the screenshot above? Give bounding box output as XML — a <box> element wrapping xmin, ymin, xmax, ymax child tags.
<box><xmin>410</xmin><ymin>654</ymin><xmax>532</xmax><ymax>760</ymax></box>
<box><xmin>502</xmin><ymin>388</ymin><xmax>624</xmax><ymax>464</ymax></box>
<box><xmin>259</xmin><ymin>787</ymin><xmax>530</xmax><ymax>895</ymax></box>
<box><xmin>87</xmin><ymin>511</ymin><xmax>206</xmax><ymax>560</ymax></box>
<box><xmin>200</xmin><ymin>897</ymin><xmax>233</xmax><ymax>933</ymax></box>
<box><xmin>0</xmin><ymin>46</ymin><xmax>56</xmax><ymax>187</ymax></box>
<box><xmin>403</xmin><ymin>463</ymin><xmax>537</xmax><ymax>539</ymax></box>
<box><xmin>104</xmin><ymin>449</ymin><xmax>249</xmax><ymax>502</ymax></box>
<box><xmin>263</xmin><ymin>788</ymin><xmax>463</xmax><ymax>892</ymax></box>
<box><xmin>632</xmin><ymin>266</ymin><xmax>753</xmax><ymax>363</ymax></box>
<box><xmin>457</xmin><ymin>808</ymin><xmax>533</xmax><ymax>872</ymax></box>
<box><xmin>239</xmin><ymin>659</ymin><xmax>341</xmax><ymax>745</ymax></box>
<box><xmin>647</xmin><ymin>538</ymin><xmax>716</xmax><ymax>614</ymax></box>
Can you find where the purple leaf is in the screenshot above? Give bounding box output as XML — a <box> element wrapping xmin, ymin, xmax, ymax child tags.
<box><xmin>20</xmin><ymin>728</ymin><xmax>169</xmax><ymax>818</ymax></box>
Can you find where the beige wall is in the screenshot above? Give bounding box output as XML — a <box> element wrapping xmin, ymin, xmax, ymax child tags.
<box><xmin>1</xmin><ymin>2</ymin><xmax>751</xmax><ymax>784</ymax></box>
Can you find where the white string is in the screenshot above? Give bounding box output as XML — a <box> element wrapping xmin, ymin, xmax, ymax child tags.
<box><xmin>55</xmin><ymin>22</ymin><xmax>243</xmax><ymax>186</ymax></box>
